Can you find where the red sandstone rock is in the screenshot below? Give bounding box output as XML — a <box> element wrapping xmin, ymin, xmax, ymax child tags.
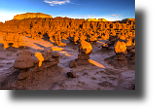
<box><xmin>70</xmin><ymin>60</ymin><xmax>77</xmax><ymax>68</ymax></box>
<box><xmin>13</xmin><ymin>50</ymin><xmax>34</xmax><ymax>69</ymax></box>
<box><xmin>0</xmin><ymin>15</ymin><xmax>135</xmax><ymax>48</ymax></box>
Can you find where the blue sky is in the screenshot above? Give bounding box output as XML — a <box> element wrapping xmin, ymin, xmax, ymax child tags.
<box><xmin>0</xmin><ymin>0</ymin><xmax>135</xmax><ymax>22</ymax></box>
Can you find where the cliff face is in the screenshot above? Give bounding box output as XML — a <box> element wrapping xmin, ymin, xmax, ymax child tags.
<box><xmin>13</xmin><ymin>12</ymin><xmax>52</xmax><ymax>20</ymax></box>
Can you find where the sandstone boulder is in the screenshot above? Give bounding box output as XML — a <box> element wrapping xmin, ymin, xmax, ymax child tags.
<box><xmin>13</xmin><ymin>50</ymin><xmax>34</xmax><ymax>69</ymax></box>
<box><xmin>67</xmin><ymin>71</ymin><xmax>76</xmax><ymax>78</ymax></box>
<box><xmin>70</xmin><ymin>60</ymin><xmax>77</xmax><ymax>68</ymax></box>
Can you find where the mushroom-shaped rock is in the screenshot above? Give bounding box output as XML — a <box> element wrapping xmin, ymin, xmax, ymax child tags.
<box><xmin>80</xmin><ymin>40</ymin><xmax>93</xmax><ymax>54</ymax></box>
<box><xmin>114</xmin><ymin>41</ymin><xmax>127</xmax><ymax>55</ymax></box>
<box><xmin>13</xmin><ymin>50</ymin><xmax>34</xmax><ymax>69</ymax></box>
<box><xmin>52</xmin><ymin>51</ymin><xmax>60</xmax><ymax>58</ymax></box>
<box><xmin>114</xmin><ymin>41</ymin><xmax>127</xmax><ymax>61</ymax></box>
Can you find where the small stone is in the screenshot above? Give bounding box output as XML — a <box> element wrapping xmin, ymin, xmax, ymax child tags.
<box><xmin>70</xmin><ymin>60</ymin><xmax>77</xmax><ymax>68</ymax></box>
<box><xmin>67</xmin><ymin>71</ymin><xmax>76</xmax><ymax>78</ymax></box>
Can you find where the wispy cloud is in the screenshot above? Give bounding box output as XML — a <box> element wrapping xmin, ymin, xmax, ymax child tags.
<box><xmin>82</xmin><ymin>15</ymin><xmax>96</xmax><ymax>18</ymax></box>
<box><xmin>44</xmin><ymin>0</ymin><xmax>70</xmax><ymax>6</ymax></box>
<box><xmin>110</xmin><ymin>14</ymin><xmax>123</xmax><ymax>20</ymax></box>
<box><xmin>110</xmin><ymin>14</ymin><xmax>122</xmax><ymax>17</ymax></box>
<box><xmin>70</xmin><ymin>3</ymin><xmax>81</xmax><ymax>5</ymax></box>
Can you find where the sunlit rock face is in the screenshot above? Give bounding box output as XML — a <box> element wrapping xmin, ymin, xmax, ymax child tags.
<box><xmin>87</xmin><ymin>18</ymin><xmax>107</xmax><ymax>22</ymax></box>
<box><xmin>98</xmin><ymin>18</ymin><xmax>108</xmax><ymax>22</ymax></box>
<box><xmin>87</xmin><ymin>18</ymin><xmax>98</xmax><ymax>21</ymax></box>
<box><xmin>13</xmin><ymin>12</ymin><xmax>52</xmax><ymax>20</ymax></box>
<box><xmin>80</xmin><ymin>40</ymin><xmax>92</xmax><ymax>54</ymax></box>
<box><xmin>114</xmin><ymin>41</ymin><xmax>127</xmax><ymax>54</ymax></box>
<box><xmin>0</xmin><ymin>13</ymin><xmax>135</xmax><ymax>51</ymax></box>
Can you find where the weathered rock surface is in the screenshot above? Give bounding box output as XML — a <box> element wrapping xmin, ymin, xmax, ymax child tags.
<box><xmin>13</xmin><ymin>50</ymin><xmax>34</xmax><ymax>69</ymax></box>
<box><xmin>12</xmin><ymin>49</ymin><xmax>61</xmax><ymax>81</ymax></box>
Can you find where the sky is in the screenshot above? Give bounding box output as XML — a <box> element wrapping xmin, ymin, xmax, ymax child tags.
<box><xmin>0</xmin><ymin>0</ymin><xmax>135</xmax><ymax>22</ymax></box>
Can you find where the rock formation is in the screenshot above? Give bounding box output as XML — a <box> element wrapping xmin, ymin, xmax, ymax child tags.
<box><xmin>76</xmin><ymin>40</ymin><xmax>92</xmax><ymax>65</ymax></box>
<box><xmin>13</xmin><ymin>12</ymin><xmax>52</xmax><ymax>20</ymax></box>
<box><xmin>13</xmin><ymin>50</ymin><xmax>60</xmax><ymax>80</ymax></box>
<box><xmin>0</xmin><ymin>12</ymin><xmax>135</xmax><ymax>51</ymax></box>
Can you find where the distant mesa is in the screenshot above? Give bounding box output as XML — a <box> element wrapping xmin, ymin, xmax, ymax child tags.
<box><xmin>87</xmin><ymin>18</ymin><xmax>108</xmax><ymax>22</ymax></box>
<box><xmin>13</xmin><ymin>12</ymin><xmax>52</xmax><ymax>20</ymax></box>
<box><xmin>13</xmin><ymin>12</ymin><xmax>109</xmax><ymax>22</ymax></box>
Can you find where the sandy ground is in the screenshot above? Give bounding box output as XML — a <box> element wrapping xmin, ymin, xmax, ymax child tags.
<box><xmin>0</xmin><ymin>38</ymin><xmax>135</xmax><ymax>90</ymax></box>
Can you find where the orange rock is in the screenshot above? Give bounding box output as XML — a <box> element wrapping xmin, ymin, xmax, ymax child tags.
<box><xmin>115</xmin><ymin>41</ymin><xmax>127</xmax><ymax>53</ymax></box>
<box><xmin>80</xmin><ymin>40</ymin><xmax>92</xmax><ymax>54</ymax></box>
<box><xmin>13</xmin><ymin>12</ymin><xmax>52</xmax><ymax>20</ymax></box>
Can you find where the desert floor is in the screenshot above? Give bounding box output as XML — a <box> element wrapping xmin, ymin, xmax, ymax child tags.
<box><xmin>0</xmin><ymin>37</ymin><xmax>135</xmax><ymax>90</ymax></box>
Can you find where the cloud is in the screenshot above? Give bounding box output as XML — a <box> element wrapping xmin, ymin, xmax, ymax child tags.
<box><xmin>44</xmin><ymin>0</ymin><xmax>70</xmax><ymax>6</ymax></box>
<box><xmin>82</xmin><ymin>15</ymin><xmax>96</xmax><ymax>18</ymax></box>
<box><xmin>110</xmin><ymin>14</ymin><xmax>118</xmax><ymax>17</ymax></box>
<box><xmin>110</xmin><ymin>14</ymin><xmax>123</xmax><ymax>20</ymax></box>
<box><xmin>70</xmin><ymin>3</ymin><xmax>81</xmax><ymax>5</ymax></box>
<box><xmin>110</xmin><ymin>14</ymin><xmax>122</xmax><ymax>17</ymax></box>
